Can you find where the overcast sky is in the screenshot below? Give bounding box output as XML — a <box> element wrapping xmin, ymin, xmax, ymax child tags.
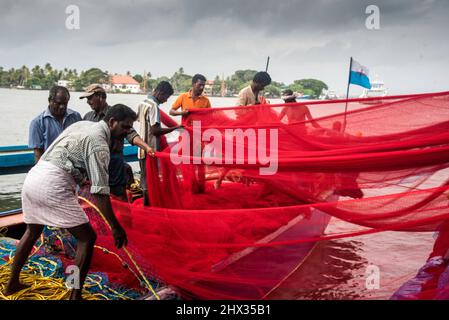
<box><xmin>1</xmin><ymin>0</ymin><xmax>448</xmax><ymax>95</ymax></box>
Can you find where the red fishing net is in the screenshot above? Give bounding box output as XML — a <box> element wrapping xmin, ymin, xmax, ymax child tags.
<box><xmin>84</xmin><ymin>92</ymin><xmax>449</xmax><ymax>299</ymax></box>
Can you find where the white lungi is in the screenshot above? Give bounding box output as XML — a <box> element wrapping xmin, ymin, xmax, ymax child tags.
<box><xmin>22</xmin><ymin>160</ymin><xmax>89</xmax><ymax>228</ymax></box>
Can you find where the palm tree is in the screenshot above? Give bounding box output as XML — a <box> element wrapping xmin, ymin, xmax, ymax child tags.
<box><xmin>44</xmin><ymin>63</ymin><xmax>52</xmax><ymax>76</ymax></box>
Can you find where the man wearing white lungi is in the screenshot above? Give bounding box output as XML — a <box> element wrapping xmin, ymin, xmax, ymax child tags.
<box><xmin>5</xmin><ymin>104</ymin><xmax>146</xmax><ymax>300</ymax></box>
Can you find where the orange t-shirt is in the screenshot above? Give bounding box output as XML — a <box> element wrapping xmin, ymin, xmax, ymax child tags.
<box><xmin>171</xmin><ymin>90</ymin><xmax>211</xmax><ymax>111</ymax></box>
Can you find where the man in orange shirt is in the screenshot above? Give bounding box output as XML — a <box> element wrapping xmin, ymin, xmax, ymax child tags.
<box><xmin>170</xmin><ymin>74</ymin><xmax>211</xmax><ymax>193</ymax></box>
<box><xmin>169</xmin><ymin>73</ymin><xmax>211</xmax><ymax>123</ymax></box>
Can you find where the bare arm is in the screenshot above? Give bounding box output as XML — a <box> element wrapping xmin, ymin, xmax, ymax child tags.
<box><xmin>237</xmin><ymin>93</ymin><xmax>247</xmax><ymax>106</ymax></box>
<box><xmin>169</xmin><ymin>108</ymin><xmax>189</xmax><ymax>117</ymax></box>
<box><xmin>305</xmin><ymin>108</ymin><xmax>321</xmax><ymax>128</ymax></box>
<box><xmin>85</xmin><ymin>148</ymin><xmax>127</xmax><ymax>248</ymax></box>
<box><xmin>92</xmin><ymin>194</ymin><xmax>127</xmax><ymax>248</ymax></box>
<box><xmin>129</xmin><ymin>135</ymin><xmax>155</xmax><ymax>156</ymax></box>
<box><xmin>151</xmin><ymin>123</ymin><xmax>183</xmax><ymax>136</ymax></box>
<box><xmin>170</xmin><ymin>95</ymin><xmax>189</xmax><ymax>116</ymax></box>
<box><xmin>33</xmin><ymin>148</ymin><xmax>44</xmax><ymax>163</ymax></box>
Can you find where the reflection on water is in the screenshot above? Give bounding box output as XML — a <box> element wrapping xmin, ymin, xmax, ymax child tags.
<box><xmin>268</xmin><ymin>239</ymin><xmax>368</xmax><ymax>300</ymax></box>
<box><xmin>0</xmin><ymin>173</ymin><xmax>26</xmax><ymax>211</ymax></box>
<box><xmin>268</xmin><ymin>219</ymin><xmax>435</xmax><ymax>300</ymax></box>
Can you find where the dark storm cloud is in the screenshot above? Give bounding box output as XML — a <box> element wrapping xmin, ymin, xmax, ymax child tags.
<box><xmin>2</xmin><ymin>0</ymin><xmax>447</xmax><ymax>45</ymax></box>
<box><xmin>0</xmin><ymin>0</ymin><xmax>448</xmax><ymax>94</ymax></box>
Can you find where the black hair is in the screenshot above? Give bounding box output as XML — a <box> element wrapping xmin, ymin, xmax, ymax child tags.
<box><xmin>282</xmin><ymin>89</ymin><xmax>294</xmax><ymax>96</ymax></box>
<box><xmin>253</xmin><ymin>72</ymin><xmax>272</xmax><ymax>86</ymax></box>
<box><xmin>192</xmin><ymin>74</ymin><xmax>206</xmax><ymax>84</ymax></box>
<box><xmin>103</xmin><ymin>104</ymin><xmax>137</xmax><ymax>122</ymax></box>
<box><xmin>155</xmin><ymin>81</ymin><xmax>174</xmax><ymax>95</ymax></box>
<box><xmin>48</xmin><ymin>85</ymin><xmax>70</xmax><ymax>101</ymax></box>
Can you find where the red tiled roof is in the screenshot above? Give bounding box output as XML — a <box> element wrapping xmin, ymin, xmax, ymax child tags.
<box><xmin>111</xmin><ymin>75</ymin><xmax>139</xmax><ymax>85</ymax></box>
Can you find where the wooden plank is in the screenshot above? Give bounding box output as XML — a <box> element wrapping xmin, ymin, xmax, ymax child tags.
<box><xmin>0</xmin><ymin>212</ymin><xmax>23</xmax><ymax>228</ymax></box>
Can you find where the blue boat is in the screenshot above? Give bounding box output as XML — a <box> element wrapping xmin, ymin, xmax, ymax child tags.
<box><xmin>0</xmin><ymin>144</ymin><xmax>139</xmax><ymax>175</ymax></box>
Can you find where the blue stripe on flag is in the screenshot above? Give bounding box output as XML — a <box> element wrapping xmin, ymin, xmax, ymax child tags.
<box><xmin>350</xmin><ymin>71</ymin><xmax>372</xmax><ymax>89</ymax></box>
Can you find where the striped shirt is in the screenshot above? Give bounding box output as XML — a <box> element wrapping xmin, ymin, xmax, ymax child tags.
<box><xmin>41</xmin><ymin>120</ymin><xmax>111</xmax><ymax>195</ymax></box>
<box><xmin>136</xmin><ymin>96</ymin><xmax>161</xmax><ymax>158</ymax></box>
<box><xmin>83</xmin><ymin>104</ymin><xmax>139</xmax><ymax>153</ymax></box>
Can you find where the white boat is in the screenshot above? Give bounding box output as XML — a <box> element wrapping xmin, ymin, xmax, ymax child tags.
<box><xmin>319</xmin><ymin>89</ymin><xmax>339</xmax><ymax>100</ymax></box>
<box><xmin>360</xmin><ymin>79</ymin><xmax>388</xmax><ymax>98</ymax></box>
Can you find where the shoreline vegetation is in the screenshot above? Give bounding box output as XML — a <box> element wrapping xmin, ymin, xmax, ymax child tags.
<box><xmin>0</xmin><ymin>63</ymin><xmax>328</xmax><ymax>98</ymax></box>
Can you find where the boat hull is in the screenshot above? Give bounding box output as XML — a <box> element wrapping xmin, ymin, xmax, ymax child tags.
<box><xmin>185</xmin><ymin>196</ymin><xmax>335</xmax><ymax>300</ymax></box>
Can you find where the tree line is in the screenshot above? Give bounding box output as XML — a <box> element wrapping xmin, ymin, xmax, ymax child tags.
<box><xmin>0</xmin><ymin>64</ymin><xmax>328</xmax><ymax>98</ymax></box>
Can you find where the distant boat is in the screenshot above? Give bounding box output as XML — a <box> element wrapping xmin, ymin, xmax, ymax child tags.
<box><xmin>296</xmin><ymin>94</ymin><xmax>312</xmax><ymax>100</ymax></box>
<box><xmin>359</xmin><ymin>79</ymin><xmax>388</xmax><ymax>98</ymax></box>
<box><xmin>319</xmin><ymin>89</ymin><xmax>339</xmax><ymax>100</ymax></box>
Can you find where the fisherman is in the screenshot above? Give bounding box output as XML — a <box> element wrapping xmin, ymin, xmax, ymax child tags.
<box><xmin>137</xmin><ymin>81</ymin><xmax>183</xmax><ymax>205</ymax></box>
<box><xmin>4</xmin><ymin>104</ymin><xmax>139</xmax><ymax>300</ymax></box>
<box><xmin>169</xmin><ymin>73</ymin><xmax>211</xmax><ymax>123</ymax></box>
<box><xmin>80</xmin><ymin>84</ymin><xmax>153</xmax><ymax>201</ymax></box>
<box><xmin>28</xmin><ymin>85</ymin><xmax>82</xmax><ymax>163</ymax></box>
<box><xmin>215</xmin><ymin>72</ymin><xmax>273</xmax><ymax>190</ymax></box>
<box><xmin>279</xmin><ymin>89</ymin><xmax>321</xmax><ymax>129</ymax></box>
<box><xmin>170</xmin><ymin>74</ymin><xmax>211</xmax><ymax>193</ymax></box>
<box><xmin>237</xmin><ymin>71</ymin><xmax>271</xmax><ymax>106</ymax></box>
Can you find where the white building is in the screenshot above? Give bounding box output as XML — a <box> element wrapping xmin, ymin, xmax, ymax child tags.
<box><xmin>57</xmin><ymin>80</ymin><xmax>71</xmax><ymax>88</ymax></box>
<box><xmin>110</xmin><ymin>75</ymin><xmax>141</xmax><ymax>93</ymax></box>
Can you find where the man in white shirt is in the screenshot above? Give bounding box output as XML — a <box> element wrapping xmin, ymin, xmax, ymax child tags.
<box><xmin>137</xmin><ymin>81</ymin><xmax>182</xmax><ymax>205</ymax></box>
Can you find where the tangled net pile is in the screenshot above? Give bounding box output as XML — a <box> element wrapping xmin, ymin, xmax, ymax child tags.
<box><xmin>3</xmin><ymin>91</ymin><xmax>449</xmax><ymax>300</ymax></box>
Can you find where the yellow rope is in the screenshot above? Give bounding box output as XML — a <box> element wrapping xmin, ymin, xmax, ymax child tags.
<box><xmin>0</xmin><ymin>231</ymin><xmax>139</xmax><ymax>300</ymax></box>
<box><xmin>0</xmin><ymin>196</ymin><xmax>160</xmax><ymax>300</ymax></box>
<box><xmin>0</xmin><ymin>266</ymin><xmax>104</xmax><ymax>300</ymax></box>
<box><xmin>0</xmin><ymin>235</ymin><xmax>45</xmax><ymax>268</ymax></box>
<box><xmin>0</xmin><ymin>254</ymin><xmax>137</xmax><ymax>300</ymax></box>
<box><xmin>78</xmin><ymin>196</ymin><xmax>160</xmax><ymax>300</ymax></box>
<box><xmin>93</xmin><ymin>244</ymin><xmax>144</xmax><ymax>288</ymax></box>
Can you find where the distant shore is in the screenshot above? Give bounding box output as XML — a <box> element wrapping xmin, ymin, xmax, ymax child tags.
<box><xmin>0</xmin><ymin>87</ymin><xmax>239</xmax><ymax>98</ymax></box>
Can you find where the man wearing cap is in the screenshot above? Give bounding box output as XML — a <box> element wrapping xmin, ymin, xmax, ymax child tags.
<box><xmin>80</xmin><ymin>84</ymin><xmax>154</xmax><ymax>201</ymax></box>
<box><xmin>29</xmin><ymin>85</ymin><xmax>82</xmax><ymax>163</ymax></box>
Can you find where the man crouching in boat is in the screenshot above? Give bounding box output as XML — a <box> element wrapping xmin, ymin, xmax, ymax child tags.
<box><xmin>4</xmin><ymin>104</ymin><xmax>144</xmax><ymax>300</ymax></box>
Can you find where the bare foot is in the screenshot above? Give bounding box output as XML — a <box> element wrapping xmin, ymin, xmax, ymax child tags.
<box><xmin>4</xmin><ymin>282</ymin><xmax>31</xmax><ymax>296</ymax></box>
